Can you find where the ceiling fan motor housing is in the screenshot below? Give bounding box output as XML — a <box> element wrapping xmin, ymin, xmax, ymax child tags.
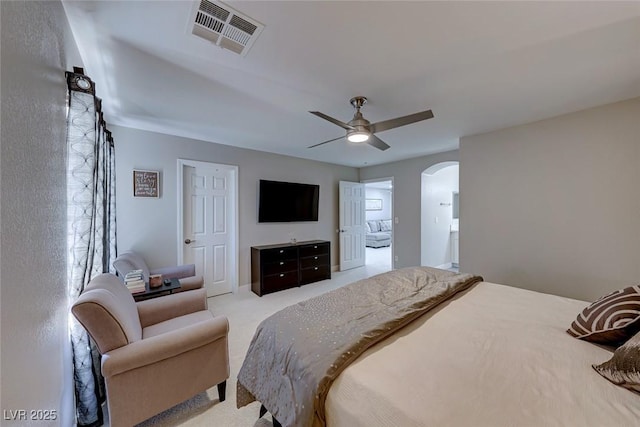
<box><xmin>347</xmin><ymin>99</ymin><xmax>372</xmax><ymax>142</ymax></box>
<box><xmin>350</xmin><ymin>96</ymin><xmax>368</xmax><ymax>109</ymax></box>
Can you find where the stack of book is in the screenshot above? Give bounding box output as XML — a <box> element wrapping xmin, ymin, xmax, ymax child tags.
<box><xmin>124</xmin><ymin>270</ymin><xmax>145</xmax><ymax>294</ymax></box>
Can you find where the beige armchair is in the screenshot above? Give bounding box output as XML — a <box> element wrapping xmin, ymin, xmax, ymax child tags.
<box><xmin>113</xmin><ymin>250</ymin><xmax>204</xmax><ymax>292</ymax></box>
<box><xmin>71</xmin><ymin>273</ymin><xmax>229</xmax><ymax>426</ymax></box>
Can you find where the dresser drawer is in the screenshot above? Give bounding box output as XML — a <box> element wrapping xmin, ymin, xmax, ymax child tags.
<box><xmin>261</xmin><ymin>247</ymin><xmax>298</xmax><ymax>262</ymax></box>
<box><xmin>300</xmin><ymin>265</ymin><xmax>330</xmax><ymax>285</ymax></box>
<box><xmin>263</xmin><ymin>271</ymin><xmax>299</xmax><ymax>293</ymax></box>
<box><xmin>263</xmin><ymin>259</ymin><xmax>298</xmax><ymax>276</ymax></box>
<box><xmin>299</xmin><ymin>243</ymin><xmax>329</xmax><ymax>257</ymax></box>
<box><xmin>300</xmin><ymin>254</ymin><xmax>329</xmax><ymax>269</ymax></box>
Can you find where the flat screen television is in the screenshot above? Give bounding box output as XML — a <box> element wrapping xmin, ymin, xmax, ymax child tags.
<box><xmin>258</xmin><ymin>180</ymin><xmax>319</xmax><ymax>222</ymax></box>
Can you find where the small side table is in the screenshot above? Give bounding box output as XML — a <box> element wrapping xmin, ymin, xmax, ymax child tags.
<box><xmin>133</xmin><ymin>278</ymin><xmax>181</xmax><ymax>302</ymax></box>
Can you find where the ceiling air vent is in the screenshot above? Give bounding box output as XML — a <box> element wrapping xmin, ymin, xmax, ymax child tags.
<box><xmin>190</xmin><ymin>0</ymin><xmax>264</xmax><ymax>56</ymax></box>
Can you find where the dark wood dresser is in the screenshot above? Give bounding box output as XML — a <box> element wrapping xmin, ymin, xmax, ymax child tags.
<box><xmin>251</xmin><ymin>240</ymin><xmax>331</xmax><ymax>296</ymax></box>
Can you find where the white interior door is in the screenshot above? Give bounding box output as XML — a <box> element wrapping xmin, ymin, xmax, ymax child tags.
<box><xmin>339</xmin><ymin>181</ymin><xmax>366</xmax><ymax>271</ymax></box>
<box><xmin>179</xmin><ymin>160</ymin><xmax>238</xmax><ymax>297</ymax></box>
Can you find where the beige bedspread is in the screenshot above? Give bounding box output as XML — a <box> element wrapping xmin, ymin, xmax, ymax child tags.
<box><xmin>326</xmin><ymin>282</ymin><xmax>640</xmax><ymax>427</ymax></box>
<box><xmin>237</xmin><ymin>266</ymin><xmax>483</xmax><ymax>427</ymax></box>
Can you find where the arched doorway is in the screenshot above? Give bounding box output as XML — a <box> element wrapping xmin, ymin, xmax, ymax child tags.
<box><xmin>421</xmin><ymin>162</ymin><xmax>459</xmax><ymax>270</ymax></box>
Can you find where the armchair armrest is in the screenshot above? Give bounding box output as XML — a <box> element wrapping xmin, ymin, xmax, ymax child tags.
<box><xmin>150</xmin><ymin>264</ymin><xmax>196</xmax><ymax>280</ymax></box>
<box><xmin>102</xmin><ymin>315</ymin><xmax>229</xmax><ymax>378</ymax></box>
<box><xmin>137</xmin><ymin>288</ymin><xmax>207</xmax><ymax>328</ymax></box>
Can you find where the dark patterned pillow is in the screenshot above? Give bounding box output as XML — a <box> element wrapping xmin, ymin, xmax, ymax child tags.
<box><xmin>593</xmin><ymin>330</ymin><xmax>640</xmax><ymax>393</ymax></box>
<box><xmin>567</xmin><ymin>286</ymin><xmax>640</xmax><ymax>345</ymax></box>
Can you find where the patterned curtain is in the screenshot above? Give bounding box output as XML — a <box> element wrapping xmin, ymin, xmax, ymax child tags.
<box><xmin>66</xmin><ymin>69</ymin><xmax>117</xmax><ymax>427</ymax></box>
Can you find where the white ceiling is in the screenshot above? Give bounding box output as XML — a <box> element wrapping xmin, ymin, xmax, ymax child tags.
<box><xmin>62</xmin><ymin>1</ymin><xmax>640</xmax><ymax>167</ymax></box>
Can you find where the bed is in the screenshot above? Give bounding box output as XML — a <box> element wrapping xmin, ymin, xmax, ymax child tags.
<box><xmin>237</xmin><ymin>267</ymin><xmax>640</xmax><ymax>427</ymax></box>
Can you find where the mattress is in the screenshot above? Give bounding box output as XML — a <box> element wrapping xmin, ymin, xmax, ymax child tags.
<box><xmin>325</xmin><ymin>282</ymin><xmax>640</xmax><ymax>427</ymax></box>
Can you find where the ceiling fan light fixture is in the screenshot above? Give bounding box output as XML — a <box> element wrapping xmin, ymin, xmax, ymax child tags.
<box><xmin>308</xmin><ymin>95</ymin><xmax>433</xmax><ymax>151</ymax></box>
<box><xmin>347</xmin><ymin>131</ymin><xmax>370</xmax><ymax>143</ymax></box>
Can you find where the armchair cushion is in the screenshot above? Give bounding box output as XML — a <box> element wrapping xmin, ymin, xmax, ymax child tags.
<box><xmin>143</xmin><ymin>311</ymin><xmax>219</xmax><ymax>339</ymax></box>
<box><xmin>136</xmin><ymin>288</ymin><xmax>207</xmax><ymax>328</ymax></box>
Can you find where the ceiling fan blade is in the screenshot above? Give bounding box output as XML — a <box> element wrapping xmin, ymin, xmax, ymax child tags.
<box><xmin>367</xmin><ymin>135</ymin><xmax>391</xmax><ymax>151</ymax></box>
<box><xmin>307</xmin><ymin>135</ymin><xmax>345</xmax><ymax>149</ymax></box>
<box><xmin>369</xmin><ymin>109</ymin><xmax>434</xmax><ymax>134</ymax></box>
<box><xmin>309</xmin><ymin>111</ymin><xmax>355</xmax><ymax>130</ymax></box>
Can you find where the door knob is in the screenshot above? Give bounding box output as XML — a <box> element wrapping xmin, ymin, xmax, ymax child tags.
<box><xmin>184</xmin><ymin>238</ymin><xmax>195</xmax><ymax>244</ymax></box>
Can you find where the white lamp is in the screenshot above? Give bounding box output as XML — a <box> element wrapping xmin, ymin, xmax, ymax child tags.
<box><xmin>347</xmin><ymin>130</ymin><xmax>370</xmax><ymax>143</ymax></box>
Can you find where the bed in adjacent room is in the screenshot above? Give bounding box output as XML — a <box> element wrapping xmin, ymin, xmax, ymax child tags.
<box><xmin>237</xmin><ymin>267</ymin><xmax>640</xmax><ymax>427</ymax></box>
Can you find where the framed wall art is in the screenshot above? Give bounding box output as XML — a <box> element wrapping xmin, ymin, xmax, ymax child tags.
<box><xmin>133</xmin><ymin>169</ymin><xmax>159</xmax><ymax>198</ymax></box>
<box><xmin>365</xmin><ymin>199</ymin><xmax>382</xmax><ymax>210</ymax></box>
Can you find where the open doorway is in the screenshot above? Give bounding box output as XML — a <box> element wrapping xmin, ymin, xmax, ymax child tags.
<box><xmin>421</xmin><ymin>162</ymin><xmax>459</xmax><ymax>271</ymax></box>
<box><xmin>364</xmin><ymin>179</ymin><xmax>393</xmax><ymax>272</ymax></box>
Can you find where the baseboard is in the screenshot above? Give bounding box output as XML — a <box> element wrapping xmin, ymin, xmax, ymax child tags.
<box><xmin>436</xmin><ymin>262</ymin><xmax>453</xmax><ymax>270</ymax></box>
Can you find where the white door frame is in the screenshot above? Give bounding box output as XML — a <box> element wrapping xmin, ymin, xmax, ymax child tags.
<box><xmin>361</xmin><ymin>177</ymin><xmax>395</xmax><ymax>268</ymax></box>
<box><xmin>420</xmin><ymin>162</ymin><xmax>458</xmax><ymax>268</ymax></box>
<box><xmin>177</xmin><ymin>159</ymin><xmax>239</xmax><ymax>294</ymax></box>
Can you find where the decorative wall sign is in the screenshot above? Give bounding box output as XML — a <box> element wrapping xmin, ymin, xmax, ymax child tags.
<box><xmin>365</xmin><ymin>199</ymin><xmax>382</xmax><ymax>210</ymax></box>
<box><xmin>133</xmin><ymin>170</ymin><xmax>159</xmax><ymax>198</ymax></box>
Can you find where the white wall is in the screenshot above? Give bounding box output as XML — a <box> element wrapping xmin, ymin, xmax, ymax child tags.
<box><xmin>113</xmin><ymin>125</ymin><xmax>358</xmax><ymax>287</ymax></box>
<box><xmin>1</xmin><ymin>1</ymin><xmax>82</xmax><ymax>425</ymax></box>
<box><xmin>421</xmin><ymin>165</ymin><xmax>458</xmax><ymax>267</ymax></box>
<box><xmin>365</xmin><ymin>187</ymin><xmax>392</xmax><ymax>221</ymax></box>
<box><xmin>461</xmin><ymin>98</ymin><xmax>640</xmax><ymax>301</ymax></box>
<box><xmin>359</xmin><ymin>150</ymin><xmax>459</xmax><ymax>268</ymax></box>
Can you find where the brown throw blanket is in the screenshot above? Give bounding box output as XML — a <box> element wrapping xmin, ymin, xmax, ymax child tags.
<box><xmin>237</xmin><ymin>266</ymin><xmax>483</xmax><ymax>427</ymax></box>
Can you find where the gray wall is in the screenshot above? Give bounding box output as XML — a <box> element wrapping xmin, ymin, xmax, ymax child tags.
<box><xmin>112</xmin><ymin>125</ymin><xmax>358</xmax><ymax>287</ymax></box>
<box><xmin>460</xmin><ymin>98</ymin><xmax>640</xmax><ymax>301</ymax></box>
<box><xmin>1</xmin><ymin>1</ymin><xmax>82</xmax><ymax>425</ymax></box>
<box><xmin>359</xmin><ymin>150</ymin><xmax>459</xmax><ymax>268</ymax></box>
<box><xmin>364</xmin><ymin>187</ymin><xmax>392</xmax><ymax>221</ymax></box>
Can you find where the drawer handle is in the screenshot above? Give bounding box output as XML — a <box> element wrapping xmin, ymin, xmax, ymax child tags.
<box><xmin>314</xmin><ymin>267</ymin><xmax>318</xmax><ymax>270</ymax></box>
<box><xmin>279</xmin><ymin>250</ymin><xmax>284</xmax><ymax>253</ymax></box>
<box><xmin>280</xmin><ymin>273</ymin><xmax>284</xmax><ymax>277</ymax></box>
<box><xmin>314</xmin><ymin>245</ymin><xmax>318</xmax><ymax>249</ymax></box>
<box><xmin>280</xmin><ymin>261</ymin><xmax>284</xmax><ymax>265</ymax></box>
<box><xmin>314</xmin><ymin>256</ymin><xmax>318</xmax><ymax>260</ymax></box>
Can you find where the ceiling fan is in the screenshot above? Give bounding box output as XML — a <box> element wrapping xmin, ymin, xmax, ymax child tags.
<box><xmin>308</xmin><ymin>96</ymin><xmax>434</xmax><ymax>151</ymax></box>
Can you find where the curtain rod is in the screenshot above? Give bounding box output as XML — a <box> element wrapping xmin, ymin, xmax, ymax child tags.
<box><xmin>66</xmin><ymin>67</ymin><xmax>115</xmax><ymax>147</ymax></box>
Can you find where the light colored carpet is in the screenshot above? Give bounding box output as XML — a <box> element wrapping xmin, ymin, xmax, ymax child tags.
<box><xmin>133</xmin><ymin>261</ymin><xmax>392</xmax><ymax>427</ymax></box>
